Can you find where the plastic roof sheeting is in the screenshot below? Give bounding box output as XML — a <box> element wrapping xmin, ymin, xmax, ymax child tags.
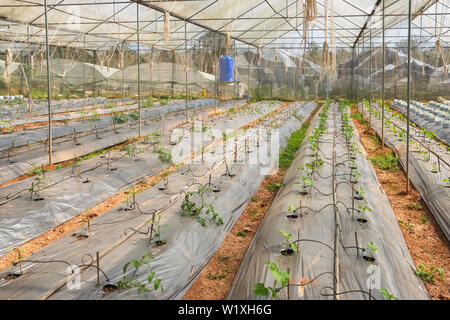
<box><xmin>0</xmin><ymin>0</ymin><xmax>443</xmax><ymax>50</ymax></box>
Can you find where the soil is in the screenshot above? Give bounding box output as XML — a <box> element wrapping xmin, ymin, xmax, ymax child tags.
<box><xmin>350</xmin><ymin>105</ymin><xmax>450</xmax><ymax>300</ymax></box>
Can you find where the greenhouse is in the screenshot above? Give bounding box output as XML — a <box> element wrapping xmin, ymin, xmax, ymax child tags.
<box><xmin>0</xmin><ymin>0</ymin><xmax>448</xmax><ymax>303</ymax></box>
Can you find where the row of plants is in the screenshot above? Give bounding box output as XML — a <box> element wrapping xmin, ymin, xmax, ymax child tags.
<box><xmin>252</xmin><ymin>102</ymin><xmax>395</xmax><ymax>300</ymax></box>
<box><xmin>366</xmin><ymin>101</ymin><xmax>449</xmax><ymax>186</ymax></box>
<box><xmin>354</xmin><ymin>101</ymin><xmax>446</xmax><ymax>291</ymax></box>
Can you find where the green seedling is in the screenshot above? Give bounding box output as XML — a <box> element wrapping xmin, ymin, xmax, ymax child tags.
<box><xmin>415</xmin><ymin>264</ymin><xmax>444</xmax><ymax>284</ymax></box>
<box><xmin>408</xmin><ymin>202</ymin><xmax>423</xmax><ymax>211</ymax></box>
<box><xmin>356</xmin><ymin>186</ymin><xmax>366</xmax><ymax>199</ymax></box>
<box><xmin>122</xmin><ymin>143</ymin><xmax>144</xmax><ymax>160</ymax></box>
<box><xmin>379</xmin><ymin>288</ymin><xmax>399</xmax><ymax>300</ymax></box>
<box><xmin>128</xmin><ymin>110</ymin><xmax>140</xmax><ymax>121</ymax></box>
<box><xmin>265</xmin><ymin>182</ymin><xmax>284</xmax><ymax>192</ymax></box>
<box><xmin>253</xmin><ymin>262</ymin><xmax>290</xmax><ymax>299</ymax></box>
<box><xmin>180</xmin><ymin>186</ymin><xmax>223</xmax><ymax>227</ymax></box>
<box><xmin>357</xmin><ymin>205</ymin><xmax>372</xmax><ymax>215</ymax></box>
<box><xmin>280</xmin><ymin>231</ymin><xmax>298</xmax><ymax>254</ymax></box>
<box><xmin>117</xmin><ymin>253</ymin><xmax>163</xmax><ymax>293</ymax></box>
<box><xmin>367</xmin><ymin>241</ymin><xmax>377</xmax><ymax>253</ymax></box>
<box><xmin>113</xmin><ymin>111</ymin><xmax>128</xmax><ymax>124</ymax></box>
<box><xmin>153</xmin><ymin>147</ymin><xmax>172</xmax><ymax>163</ymax></box>
<box><xmin>443</xmin><ymin>178</ymin><xmax>450</xmax><ymax>187</ymax></box>
<box><xmin>237</xmin><ymin>230</ymin><xmax>247</xmax><ymax>237</ymax></box>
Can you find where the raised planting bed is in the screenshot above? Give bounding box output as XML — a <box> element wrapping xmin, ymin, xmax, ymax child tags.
<box><xmin>227</xmin><ymin>102</ymin><xmax>429</xmax><ymax>300</ymax></box>
<box><xmin>390</xmin><ymin>100</ymin><xmax>449</xmax><ymax>146</ymax></box>
<box><xmin>0</xmin><ymin>99</ymin><xmax>231</xmax><ymax>186</ymax></box>
<box><xmin>358</xmin><ymin>101</ymin><xmax>450</xmax><ymax>242</ymax></box>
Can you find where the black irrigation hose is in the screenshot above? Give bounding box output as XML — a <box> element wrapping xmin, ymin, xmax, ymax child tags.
<box><xmin>91</xmin><ymin>202</ymin><xmax>164</xmax><ymax>227</ymax></box>
<box><xmin>276</xmin><ymin>271</ymin><xmax>338</xmax><ymax>293</ymax></box>
<box><xmin>124</xmin><ymin>226</ymin><xmax>155</xmax><ymax>237</ymax></box>
<box><xmin>310</xmin><ymin>170</ymin><xmax>332</xmax><ymax>180</ymax></box>
<box><xmin>295</xmin><ymin>203</ymin><xmax>335</xmax><ymax>215</ymax></box>
<box><xmin>311</xmin><ymin>185</ymin><xmax>333</xmax><ymax>197</ymax></box>
<box><xmin>0</xmin><ymin>151</ymin><xmax>127</xmax><ymax>205</ymax></box>
<box><xmin>4</xmin><ymin>253</ymin><xmax>110</xmax><ymax>282</ymax></box>
<box><xmin>320</xmin><ymin>286</ymin><xmax>378</xmax><ymax>300</ymax></box>
<box><xmin>336</xmin><ymin>222</ymin><xmax>367</xmax><ymax>253</ymax></box>
<box><xmin>291</xmin><ymin>239</ymin><xmax>337</xmax><ymax>257</ymax></box>
<box><xmin>316</xmin><ymin>147</ymin><xmax>349</xmax><ymax>161</ymax></box>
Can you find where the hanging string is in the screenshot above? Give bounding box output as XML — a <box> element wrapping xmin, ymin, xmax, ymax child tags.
<box><xmin>225</xmin><ymin>32</ymin><xmax>231</xmax><ymax>53</ymax></box>
<box><xmin>257</xmin><ymin>45</ymin><xmax>261</xmax><ymax>66</ymax></box>
<box><xmin>305</xmin><ymin>0</ymin><xmax>317</xmax><ymax>22</ymax></box>
<box><xmin>147</xmin><ymin>48</ymin><xmax>161</xmax><ymax>73</ymax></box>
<box><xmin>330</xmin><ymin>0</ymin><xmax>336</xmax><ymax>75</ymax></box>
<box><xmin>119</xmin><ymin>46</ymin><xmax>124</xmax><ymax>70</ymax></box>
<box><xmin>4</xmin><ymin>47</ymin><xmax>12</xmax><ymax>80</ymax></box>
<box><xmin>164</xmin><ymin>11</ymin><xmax>171</xmax><ymax>43</ymax></box>
<box><xmin>321</xmin><ymin>0</ymin><xmax>329</xmax><ymax>79</ymax></box>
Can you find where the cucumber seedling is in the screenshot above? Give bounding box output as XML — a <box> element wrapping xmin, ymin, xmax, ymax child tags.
<box><xmin>253</xmin><ymin>262</ymin><xmax>290</xmax><ymax>299</ymax></box>
<box><xmin>280</xmin><ymin>231</ymin><xmax>298</xmax><ymax>256</ymax></box>
<box><xmin>363</xmin><ymin>241</ymin><xmax>377</xmax><ymax>262</ymax></box>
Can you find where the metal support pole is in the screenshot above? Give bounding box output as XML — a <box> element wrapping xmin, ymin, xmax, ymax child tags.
<box><xmin>185</xmin><ymin>20</ymin><xmax>188</xmax><ymax>123</ymax></box>
<box><xmin>247</xmin><ymin>44</ymin><xmax>250</xmax><ymax>102</ymax></box>
<box><xmin>356</xmin><ymin>43</ymin><xmax>359</xmax><ymax>106</ymax></box>
<box><xmin>44</xmin><ymin>0</ymin><xmax>52</xmax><ymax>165</ymax></box>
<box><xmin>83</xmin><ymin>36</ymin><xmax>86</xmax><ymax>105</ymax></box>
<box><xmin>26</xmin><ymin>24</ymin><xmax>32</xmax><ymax>117</ymax></box>
<box><xmin>362</xmin><ymin>33</ymin><xmax>365</xmax><ymax>117</ymax></box>
<box><xmin>351</xmin><ymin>47</ymin><xmax>355</xmax><ymax>102</ymax></box>
<box><xmin>406</xmin><ymin>0</ymin><xmax>412</xmax><ymax>194</ymax></box>
<box><xmin>136</xmin><ymin>2</ymin><xmax>142</xmax><ymax>137</ymax></box>
<box><xmin>121</xmin><ymin>42</ymin><xmax>125</xmax><ymax>105</ymax></box>
<box><xmin>234</xmin><ymin>40</ymin><xmax>237</xmax><ymax>99</ymax></box>
<box><xmin>150</xmin><ymin>46</ymin><xmax>154</xmax><ymax>97</ymax></box>
<box><xmin>171</xmin><ymin>49</ymin><xmax>175</xmax><ymax>97</ymax></box>
<box><xmin>381</xmin><ymin>0</ymin><xmax>385</xmax><ymax>148</ymax></box>
<box><xmin>369</xmin><ymin>18</ymin><xmax>372</xmax><ymax>127</ymax></box>
<box><xmin>214</xmin><ymin>32</ymin><xmax>218</xmax><ymax>112</ymax></box>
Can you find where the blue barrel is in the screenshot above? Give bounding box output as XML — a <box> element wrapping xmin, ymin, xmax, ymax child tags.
<box><xmin>219</xmin><ymin>56</ymin><xmax>234</xmax><ymax>82</ymax></box>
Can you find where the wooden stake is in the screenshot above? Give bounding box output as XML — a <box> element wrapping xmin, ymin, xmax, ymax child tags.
<box><xmin>96</xmin><ymin>251</ymin><xmax>100</xmax><ymax>286</ymax></box>
<box><xmin>287</xmin><ymin>267</ymin><xmax>290</xmax><ymax>300</ymax></box>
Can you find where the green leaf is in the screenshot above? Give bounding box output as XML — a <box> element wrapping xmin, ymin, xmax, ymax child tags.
<box><xmin>147</xmin><ymin>272</ymin><xmax>155</xmax><ymax>284</ymax></box>
<box><xmin>153</xmin><ymin>278</ymin><xmax>161</xmax><ymax>291</ymax></box>
<box><xmin>379</xmin><ymin>288</ymin><xmax>399</xmax><ymax>300</ymax></box>
<box><xmin>123</xmin><ymin>261</ymin><xmax>131</xmax><ymax>274</ymax></box>
<box><xmin>253</xmin><ymin>283</ymin><xmax>269</xmax><ymax>296</ymax></box>
<box><xmin>280</xmin><ymin>231</ymin><xmax>292</xmax><ymax>240</ymax></box>
<box><xmin>272</xmin><ymin>269</ymin><xmax>290</xmax><ymax>287</ymax></box>
<box><xmin>264</xmin><ymin>262</ymin><xmax>277</xmax><ymax>272</ymax></box>
<box><xmin>368</xmin><ymin>241</ymin><xmax>378</xmax><ymax>253</ymax></box>
<box><xmin>291</xmin><ymin>243</ymin><xmax>298</xmax><ymax>253</ymax></box>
